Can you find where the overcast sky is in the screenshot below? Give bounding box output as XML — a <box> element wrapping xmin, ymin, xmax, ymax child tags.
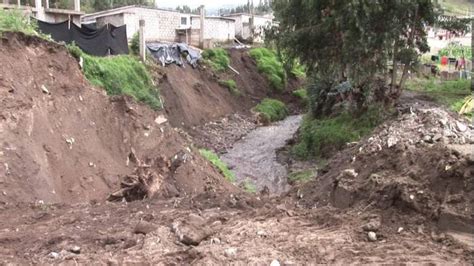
<box><xmin>155</xmin><ymin>0</ymin><xmax>249</xmax><ymax>9</ymax></box>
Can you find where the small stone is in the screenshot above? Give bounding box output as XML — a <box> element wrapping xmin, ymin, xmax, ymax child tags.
<box><xmin>397</xmin><ymin>227</ymin><xmax>404</xmax><ymax>233</ymax></box>
<box><xmin>270</xmin><ymin>260</ymin><xmax>281</xmax><ymax>266</ymax></box>
<box><xmin>432</xmin><ymin>134</ymin><xmax>442</xmax><ymax>142</ymax></box>
<box><xmin>409</xmin><ymin>194</ymin><xmax>415</xmax><ymax>200</ymax></box>
<box><xmin>257</xmin><ymin>230</ymin><xmax>268</xmax><ymax>237</ymax></box>
<box><xmin>154</xmin><ymin>115</ymin><xmax>168</xmax><ymax>125</ymax></box>
<box><xmin>387</xmin><ymin>136</ymin><xmax>398</xmax><ymax>148</ymax></box>
<box><xmin>69</xmin><ymin>246</ymin><xmax>81</xmax><ymax>254</ymax></box>
<box><xmin>342</xmin><ymin>169</ymin><xmax>358</xmax><ymax>178</ymax></box>
<box><xmin>48</xmin><ymin>252</ymin><xmax>59</xmax><ymax>259</ymax></box>
<box><xmin>423</xmin><ymin>135</ymin><xmax>433</xmax><ymax>143</ymax></box>
<box><xmin>367</xmin><ymin>231</ymin><xmax>377</xmax><ymax>242</ymax></box>
<box><xmin>41</xmin><ymin>85</ymin><xmax>50</xmax><ymax>94</ymax></box>
<box><xmin>210</xmin><ymin>237</ymin><xmax>221</xmax><ymax>244</ymax></box>
<box><xmin>188</xmin><ymin>213</ymin><xmax>206</xmax><ymax>226</ymax></box>
<box><xmin>225</xmin><ymin>247</ymin><xmax>237</xmax><ymax>257</ymax></box>
<box><xmin>455</xmin><ymin>121</ymin><xmax>467</xmax><ymax>132</ymax></box>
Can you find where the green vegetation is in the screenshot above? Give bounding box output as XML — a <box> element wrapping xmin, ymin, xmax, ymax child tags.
<box><xmin>218</xmin><ymin>79</ymin><xmax>240</xmax><ymax>96</ymax></box>
<box><xmin>406</xmin><ymin>78</ymin><xmax>471</xmax><ymax>115</ymax></box>
<box><xmin>199</xmin><ymin>149</ymin><xmax>236</xmax><ymax>182</ymax></box>
<box><xmin>438</xmin><ymin>0</ymin><xmax>472</xmax><ymax>16</ymax></box>
<box><xmin>130</xmin><ymin>32</ymin><xmax>139</xmax><ymax>55</ymax></box>
<box><xmin>291</xmin><ymin>61</ymin><xmax>306</xmax><ymax>78</ymax></box>
<box><xmin>249</xmin><ymin>48</ymin><xmax>286</xmax><ymax>91</ymax></box>
<box><xmin>255</xmin><ymin>98</ymin><xmax>288</xmax><ymax>122</ymax></box>
<box><xmin>292</xmin><ymin>88</ymin><xmax>309</xmax><ymax>105</ymax></box>
<box><xmin>288</xmin><ymin>169</ymin><xmax>314</xmax><ymax>183</ymax></box>
<box><xmin>202</xmin><ymin>48</ymin><xmax>230</xmax><ymax>72</ymax></box>
<box><xmin>0</xmin><ymin>9</ymin><xmax>38</xmax><ymax>36</ymax></box>
<box><xmin>294</xmin><ymin>108</ymin><xmax>385</xmax><ymax>158</ymax></box>
<box><xmin>68</xmin><ymin>44</ymin><xmax>161</xmax><ymax>110</ymax></box>
<box><xmin>242</xmin><ymin>179</ymin><xmax>257</xmax><ymax>193</ymax></box>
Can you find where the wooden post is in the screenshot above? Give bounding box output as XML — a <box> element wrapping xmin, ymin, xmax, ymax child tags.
<box><xmin>34</xmin><ymin>0</ymin><xmax>45</xmax><ymax>20</ymax></box>
<box><xmin>199</xmin><ymin>5</ymin><xmax>205</xmax><ymax>49</ymax></box>
<box><xmin>139</xmin><ymin>19</ymin><xmax>146</xmax><ymax>62</ymax></box>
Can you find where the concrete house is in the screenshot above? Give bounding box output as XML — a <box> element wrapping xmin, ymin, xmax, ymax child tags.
<box><xmin>1</xmin><ymin>0</ymin><xmax>83</xmax><ymax>25</ymax></box>
<box><xmin>82</xmin><ymin>5</ymin><xmax>236</xmax><ymax>47</ymax></box>
<box><xmin>222</xmin><ymin>13</ymin><xmax>274</xmax><ymax>42</ymax></box>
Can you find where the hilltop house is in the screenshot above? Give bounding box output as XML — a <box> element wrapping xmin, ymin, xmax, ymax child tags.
<box><xmin>81</xmin><ymin>5</ymin><xmax>236</xmax><ymax>47</ymax></box>
<box><xmin>222</xmin><ymin>13</ymin><xmax>274</xmax><ymax>43</ymax></box>
<box><xmin>1</xmin><ymin>0</ymin><xmax>83</xmax><ymax>26</ymax></box>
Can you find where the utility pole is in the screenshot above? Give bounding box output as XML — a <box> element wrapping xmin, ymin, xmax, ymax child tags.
<box><xmin>199</xmin><ymin>5</ymin><xmax>205</xmax><ymax>49</ymax></box>
<box><xmin>250</xmin><ymin>0</ymin><xmax>255</xmax><ymax>42</ymax></box>
<box><xmin>139</xmin><ymin>19</ymin><xmax>146</xmax><ymax>62</ymax></box>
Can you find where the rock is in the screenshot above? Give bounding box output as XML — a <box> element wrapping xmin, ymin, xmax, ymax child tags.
<box><xmin>211</xmin><ymin>237</ymin><xmax>221</xmax><ymax>244</ymax></box>
<box><xmin>367</xmin><ymin>231</ymin><xmax>377</xmax><ymax>242</ymax></box>
<box><xmin>362</xmin><ymin>219</ymin><xmax>381</xmax><ymax>232</ymax></box>
<box><xmin>154</xmin><ymin>115</ymin><xmax>168</xmax><ymax>125</ymax></box>
<box><xmin>48</xmin><ymin>252</ymin><xmax>60</xmax><ymax>259</ymax></box>
<box><xmin>432</xmin><ymin>134</ymin><xmax>442</xmax><ymax>142</ymax></box>
<box><xmin>133</xmin><ymin>220</ymin><xmax>158</xmax><ymax>235</ymax></box>
<box><xmin>397</xmin><ymin>227</ymin><xmax>404</xmax><ymax>233</ymax></box>
<box><xmin>423</xmin><ymin>135</ymin><xmax>433</xmax><ymax>143</ymax></box>
<box><xmin>224</xmin><ymin>247</ymin><xmax>237</xmax><ymax>257</ymax></box>
<box><xmin>257</xmin><ymin>230</ymin><xmax>268</xmax><ymax>237</ymax></box>
<box><xmin>188</xmin><ymin>213</ymin><xmax>206</xmax><ymax>226</ymax></box>
<box><xmin>69</xmin><ymin>245</ymin><xmax>81</xmax><ymax>254</ymax></box>
<box><xmin>455</xmin><ymin>121</ymin><xmax>467</xmax><ymax>132</ymax></box>
<box><xmin>270</xmin><ymin>260</ymin><xmax>281</xmax><ymax>266</ymax></box>
<box><xmin>171</xmin><ymin>221</ymin><xmax>210</xmax><ymax>246</ymax></box>
<box><xmin>387</xmin><ymin>136</ymin><xmax>398</xmax><ymax>148</ymax></box>
<box><xmin>342</xmin><ymin>169</ymin><xmax>358</xmax><ymax>178</ymax></box>
<box><xmin>41</xmin><ymin>85</ymin><xmax>50</xmax><ymax>94</ymax></box>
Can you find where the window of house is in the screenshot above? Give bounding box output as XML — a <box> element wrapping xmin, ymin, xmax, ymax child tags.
<box><xmin>181</xmin><ymin>17</ymin><xmax>188</xmax><ymax>25</ymax></box>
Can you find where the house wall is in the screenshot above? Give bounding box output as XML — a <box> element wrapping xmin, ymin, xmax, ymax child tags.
<box><xmin>224</xmin><ymin>14</ymin><xmax>272</xmax><ymax>42</ymax></box>
<box><xmin>191</xmin><ymin>17</ymin><xmax>235</xmax><ymax>43</ymax></box>
<box><xmin>96</xmin><ymin>13</ymin><xmax>124</xmax><ymax>28</ymax></box>
<box><xmin>124</xmin><ymin>7</ymin><xmax>183</xmax><ymax>42</ymax></box>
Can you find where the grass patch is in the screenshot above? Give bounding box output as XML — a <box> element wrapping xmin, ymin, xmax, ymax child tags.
<box><xmin>0</xmin><ymin>9</ymin><xmax>41</xmax><ymax>36</ymax></box>
<box><xmin>288</xmin><ymin>169</ymin><xmax>314</xmax><ymax>183</ymax></box>
<box><xmin>68</xmin><ymin>44</ymin><xmax>161</xmax><ymax>110</ymax></box>
<box><xmin>218</xmin><ymin>79</ymin><xmax>241</xmax><ymax>96</ymax></box>
<box><xmin>249</xmin><ymin>48</ymin><xmax>286</xmax><ymax>91</ymax></box>
<box><xmin>202</xmin><ymin>48</ymin><xmax>230</xmax><ymax>72</ymax></box>
<box><xmin>294</xmin><ymin>107</ymin><xmax>385</xmax><ymax>159</ymax></box>
<box><xmin>242</xmin><ymin>179</ymin><xmax>257</xmax><ymax>193</ymax></box>
<box><xmin>406</xmin><ymin>78</ymin><xmax>470</xmax><ymax>115</ymax></box>
<box><xmin>291</xmin><ymin>61</ymin><xmax>306</xmax><ymax>78</ymax></box>
<box><xmin>199</xmin><ymin>149</ymin><xmax>236</xmax><ymax>182</ymax></box>
<box><xmin>255</xmin><ymin>98</ymin><xmax>288</xmax><ymax>122</ymax></box>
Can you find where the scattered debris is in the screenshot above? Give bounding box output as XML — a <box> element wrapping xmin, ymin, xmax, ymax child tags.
<box><xmin>224</xmin><ymin>247</ymin><xmax>237</xmax><ymax>257</ymax></box>
<box><xmin>367</xmin><ymin>231</ymin><xmax>377</xmax><ymax>242</ymax></box>
<box><xmin>41</xmin><ymin>85</ymin><xmax>50</xmax><ymax>94</ymax></box>
<box><xmin>133</xmin><ymin>220</ymin><xmax>158</xmax><ymax>235</ymax></box>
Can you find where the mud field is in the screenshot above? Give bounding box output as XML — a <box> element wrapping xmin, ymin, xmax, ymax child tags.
<box><xmin>0</xmin><ymin>33</ymin><xmax>473</xmax><ymax>264</ymax></box>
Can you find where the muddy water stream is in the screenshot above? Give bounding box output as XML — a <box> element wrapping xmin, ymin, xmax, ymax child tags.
<box><xmin>221</xmin><ymin>115</ymin><xmax>303</xmax><ymax>194</ymax></box>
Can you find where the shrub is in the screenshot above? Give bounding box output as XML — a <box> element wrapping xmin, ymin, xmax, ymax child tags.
<box><xmin>0</xmin><ymin>9</ymin><xmax>38</xmax><ymax>35</ymax></box>
<box><xmin>294</xmin><ymin>107</ymin><xmax>385</xmax><ymax>159</ymax></box>
<box><xmin>202</xmin><ymin>48</ymin><xmax>230</xmax><ymax>72</ymax></box>
<box><xmin>199</xmin><ymin>149</ymin><xmax>236</xmax><ymax>182</ymax></box>
<box><xmin>255</xmin><ymin>98</ymin><xmax>288</xmax><ymax>122</ymax></box>
<box><xmin>218</xmin><ymin>79</ymin><xmax>240</xmax><ymax>96</ymax></box>
<box><xmin>249</xmin><ymin>48</ymin><xmax>286</xmax><ymax>91</ymax></box>
<box><xmin>67</xmin><ymin>44</ymin><xmax>161</xmax><ymax>110</ymax></box>
<box><xmin>288</xmin><ymin>170</ymin><xmax>314</xmax><ymax>183</ymax></box>
<box><xmin>293</xmin><ymin>88</ymin><xmax>309</xmax><ymax>105</ymax></box>
<box><xmin>130</xmin><ymin>32</ymin><xmax>139</xmax><ymax>55</ymax></box>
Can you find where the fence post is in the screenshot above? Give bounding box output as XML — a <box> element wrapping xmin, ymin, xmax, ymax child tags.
<box><xmin>139</xmin><ymin>19</ymin><xmax>146</xmax><ymax>62</ymax></box>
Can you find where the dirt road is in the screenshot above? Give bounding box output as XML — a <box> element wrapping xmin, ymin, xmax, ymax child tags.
<box><xmin>222</xmin><ymin>115</ymin><xmax>303</xmax><ymax>194</ymax></box>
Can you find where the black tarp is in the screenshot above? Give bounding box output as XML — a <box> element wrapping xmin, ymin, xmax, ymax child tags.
<box><xmin>37</xmin><ymin>19</ymin><xmax>129</xmax><ymax>56</ymax></box>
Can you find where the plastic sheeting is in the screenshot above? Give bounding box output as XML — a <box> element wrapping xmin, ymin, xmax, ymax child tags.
<box><xmin>36</xmin><ymin>19</ymin><xmax>129</xmax><ymax>56</ymax></box>
<box><xmin>147</xmin><ymin>43</ymin><xmax>201</xmax><ymax>68</ymax></box>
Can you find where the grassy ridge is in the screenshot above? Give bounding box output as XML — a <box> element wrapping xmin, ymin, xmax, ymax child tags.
<box><xmin>199</xmin><ymin>149</ymin><xmax>236</xmax><ymax>182</ymax></box>
<box><xmin>249</xmin><ymin>48</ymin><xmax>287</xmax><ymax>91</ymax></box>
<box><xmin>68</xmin><ymin>44</ymin><xmax>161</xmax><ymax>110</ymax></box>
<box><xmin>202</xmin><ymin>48</ymin><xmax>230</xmax><ymax>72</ymax></box>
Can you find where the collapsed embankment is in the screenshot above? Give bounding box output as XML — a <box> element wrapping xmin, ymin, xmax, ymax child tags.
<box><xmin>0</xmin><ymin>33</ymin><xmax>237</xmax><ymax>204</ymax></box>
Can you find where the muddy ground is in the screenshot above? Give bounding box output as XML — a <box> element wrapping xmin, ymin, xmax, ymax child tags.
<box><xmin>0</xmin><ymin>33</ymin><xmax>473</xmax><ymax>264</ymax></box>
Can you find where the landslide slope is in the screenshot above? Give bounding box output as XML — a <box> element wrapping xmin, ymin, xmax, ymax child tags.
<box><xmin>0</xmin><ymin>33</ymin><xmax>235</xmax><ymax>204</ymax></box>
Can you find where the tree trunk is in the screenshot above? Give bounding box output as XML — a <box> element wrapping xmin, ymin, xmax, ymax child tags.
<box><xmin>399</xmin><ymin>63</ymin><xmax>410</xmax><ymax>89</ymax></box>
<box><xmin>390</xmin><ymin>43</ymin><xmax>398</xmax><ymax>91</ymax></box>
<box><xmin>398</xmin><ymin>6</ymin><xmax>419</xmax><ymax>90</ymax></box>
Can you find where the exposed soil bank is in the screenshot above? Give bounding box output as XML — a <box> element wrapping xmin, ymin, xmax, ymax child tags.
<box><xmin>222</xmin><ymin>115</ymin><xmax>303</xmax><ymax>193</ymax></box>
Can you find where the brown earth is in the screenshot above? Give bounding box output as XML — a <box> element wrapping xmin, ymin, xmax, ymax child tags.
<box><xmin>0</xmin><ymin>33</ymin><xmax>472</xmax><ymax>264</ymax></box>
<box><xmin>0</xmin><ymin>32</ymin><xmax>236</xmax><ymax>204</ymax></box>
<box><xmin>158</xmin><ymin>48</ymin><xmax>304</xmax><ymax>131</ymax></box>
